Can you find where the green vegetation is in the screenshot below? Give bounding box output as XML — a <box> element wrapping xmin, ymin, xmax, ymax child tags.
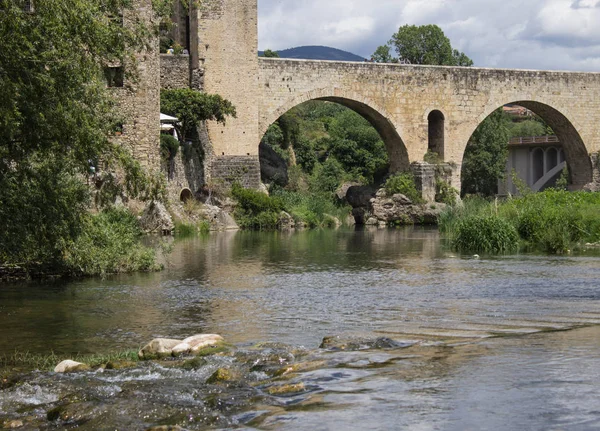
<box><xmin>384</xmin><ymin>172</ymin><xmax>424</xmax><ymax>203</ymax></box>
<box><xmin>261</xmin><ymin>49</ymin><xmax>280</xmax><ymax>58</ymax></box>
<box><xmin>0</xmin><ymin>350</ymin><xmax>139</xmax><ymax>374</ymax></box>
<box><xmin>63</xmin><ymin>208</ymin><xmax>160</xmax><ymax>276</ymax></box>
<box><xmin>160</xmin><ymin>89</ymin><xmax>237</xmax><ymax>142</ymax></box>
<box><xmin>440</xmin><ymin>191</ymin><xmax>600</xmax><ymax>254</ymax></box>
<box><xmin>374</xmin><ymin>24</ymin><xmax>473</xmax><ymax>66</ymax></box>
<box><xmin>0</xmin><ymin>0</ymin><xmax>174</xmax><ymax>277</ymax></box>
<box><xmin>232</xmin><ymin>183</ymin><xmax>283</xmax><ymax>230</ymax></box>
<box><xmin>461</xmin><ymin>109</ymin><xmax>512</xmax><ymax>196</ymax></box>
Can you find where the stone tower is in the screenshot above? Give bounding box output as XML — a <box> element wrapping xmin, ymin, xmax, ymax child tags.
<box><xmin>195</xmin><ymin>0</ymin><xmax>261</xmax><ymax>188</ymax></box>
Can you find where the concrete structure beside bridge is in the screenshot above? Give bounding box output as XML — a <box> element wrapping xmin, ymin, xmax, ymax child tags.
<box><xmin>499</xmin><ymin>136</ymin><xmax>566</xmax><ymax>195</ymax></box>
<box><xmin>147</xmin><ymin>0</ymin><xmax>600</xmax><ymax>197</ymax></box>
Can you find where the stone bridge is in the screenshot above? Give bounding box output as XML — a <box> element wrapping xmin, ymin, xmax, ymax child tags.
<box><xmin>159</xmin><ymin>0</ymin><xmax>600</xmax><ymax>192</ymax></box>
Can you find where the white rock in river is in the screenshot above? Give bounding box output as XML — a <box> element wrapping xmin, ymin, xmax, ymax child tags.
<box><xmin>171</xmin><ymin>342</ymin><xmax>192</xmax><ymax>355</ymax></box>
<box><xmin>184</xmin><ymin>334</ymin><xmax>224</xmax><ymax>352</ymax></box>
<box><xmin>54</xmin><ymin>360</ymin><xmax>88</xmax><ymax>373</ymax></box>
<box><xmin>138</xmin><ymin>338</ymin><xmax>183</xmax><ymax>359</ymax></box>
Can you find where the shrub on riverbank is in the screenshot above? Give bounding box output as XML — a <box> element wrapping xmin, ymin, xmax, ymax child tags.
<box><xmin>440</xmin><ymin>190</ymin><xmax>600</xmax><ymax>254</ymax></box>
<box><xmin>231</xmin><ymin>183</ymin><xmax>284</xmax><ymax>230</ymax></box>
<box><xmin>384</xmin><ymin>172</ymin><xmax>424</xmax><ymax>203</ymax></box>
<box><xmin>231</xmin><ymin>183</ymin><xmax>350</xmax><ymax>230</ymax></box>
<box><xmin>63</xmin><ymin>208</ymin><xmax>160</xmax><ymax>276</ymax></box>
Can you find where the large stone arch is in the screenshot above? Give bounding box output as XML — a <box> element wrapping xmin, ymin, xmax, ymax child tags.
<box><xmin>458</xmin><ymin>99</ymin><xmax>593</xmax><ymax>189</ymax></box>
<box><xmin>259</xmin><ymin>88</ymin><xmax>410</xmax><ymax>172</ymax></box>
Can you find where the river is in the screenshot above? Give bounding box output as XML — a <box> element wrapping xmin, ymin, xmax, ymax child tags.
<box><xmin>1</xmin><ymin>227</ymin><xmax>600</xmax><ymax>430</ymax></box>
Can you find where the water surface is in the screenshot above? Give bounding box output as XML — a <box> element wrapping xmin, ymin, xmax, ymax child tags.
<box><xmin>1</xmin><ymin>227</ymin><xmax>599</xmax><ymax>430</ymax></box>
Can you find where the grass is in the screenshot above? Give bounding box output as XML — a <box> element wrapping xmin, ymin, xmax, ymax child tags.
<box><xmin>0</xmin><ymin>350</ymin><xmax>139</xmax><ymax>374</ymax></box>
<box><xmin>62</xmin><ymin>208</ymin><xmax>161</xmax><ymax>276</ymax></box>
<box><xmin>439</xmin><ymin>190</ymin><xmax>600</xmax><ymax>254</ymax></box>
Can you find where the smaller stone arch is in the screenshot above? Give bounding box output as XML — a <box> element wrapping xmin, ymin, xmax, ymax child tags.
<box><xmin>427</xmin><ymin>110</ymin><xmax>445</xmax><ymax>158</ymax></box>
<box><xmin>179</xmin><ymin>188</ymin><xmax>193</xmax><ymax>203</ymax></box>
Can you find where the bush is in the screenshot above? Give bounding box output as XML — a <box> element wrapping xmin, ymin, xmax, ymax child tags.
<box><xmin>63</xmin><ymin>208</ymin><xmax>160</xmax><ymax>276</ymax></box>
<box><xmin>441</xmin><ymin>190</ymin><xmax>600</xmax><ymax>254</ymax></box>
<box><xmin>384</xmin><ymin>172</ymin><xmax>424</xmax><ymax>203</ymax></box>
<box><xmin>435</xmin><ymin>179</ymin><xmax>458</xmax><ymax>205</ymax></box>
<box><xmin>453</xmin><ymin>215</ymin><xmax>520</xmax><ymax>254</ymax></box>
<box><xmin>231</xmin><ymin>183</ymin><xmax>283</xmax><ymax>230</ymax></box>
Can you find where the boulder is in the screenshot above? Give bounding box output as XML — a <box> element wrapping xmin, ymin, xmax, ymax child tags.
<box><xmin>54</xmin><ymin>360</ymin><xmax>90</xmax><ymax>373</ymax></box>
<box><xmin>278</xmin><ymin>211</ymin><xmax>295</xmax><ymax>230</ymax></box>
<box><xmin>139</xmin><ymin>201</ymin><xmax>174</xmax><ymax>235</ymax></box>
<box><xmin>199</xmin><ymin>205</ymin><xmax>239</xmax><ymax>231</ymax></box>
<box><xmin>323</xmin><ymin>214</ymin><xmax>342</xmax><ymax>228</ymax></box>
<box><xmin>370</xmin><ymin>190</ymin><xmax>446</xmax><ymax>225</ymax></box>
<box><xmin>259</xmin><ymin>142</ymin><xmax>288</xmax><ymax>187</ymax></box>
<box><xmin>346</xmin><ymin>185</ymin><xmax>377</xmax><ymax>208</ymax></box>
<box><xmin>171</xmin><ymin>334</ymin><xmax>225</xmax><ymax>356</ymax></box>
<box><xmin>138</xmin><ymin>338</ymin><xmax>183</xmax><ymax>360</ymax></box>
<box><xmin>206</xmin><ymin>367</ymin><xmax>238</xmax><ymax>384</ymax></box>
<box><xmin>258</xmin><ymin>182</ymin><xmax>270</xmax><ymax>195</ymax></box>
<box><xmin>392</xmin><ymin>193</ymin><xmax>412</xmax><ymax>205</ymax></box>
<box><xmin>335</xmin><ymin>182</ymin><xmax>360</xmax><ymax>204</ymax></box>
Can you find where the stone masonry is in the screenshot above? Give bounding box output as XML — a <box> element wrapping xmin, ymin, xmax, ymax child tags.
<box><xmin>151</xmin><ymin>0</ymin><xmax>600</xmax><ymax>192</ymax></box>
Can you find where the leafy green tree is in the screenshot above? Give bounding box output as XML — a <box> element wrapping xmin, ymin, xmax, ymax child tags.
<box><xmin>261</xmin><ymin>49</ymin><xmax>280</xmax><ymax>58</ymax></box>
<box><xmin>371</xmin><ymin>45</ymin><xmax>397</xmax><ymax>63</ymax></box>
<box><xmin>461</xmin><ymin>109</ymin><xmax>512</xmax><ymax>196</ymax></box>
<box><xmin>389</xmin><ymin>24</ymin><xmax>472</xmax><ymax>66</ymax></box>
<box><xmin>160</xmin><ymin>89</ymin><xmax>236</xmax><ymax>142</ymax></box>
<box><xmin>0</xmin><ymin>0</ymin><xmax>171</xmax><ymax>268</ymax></box>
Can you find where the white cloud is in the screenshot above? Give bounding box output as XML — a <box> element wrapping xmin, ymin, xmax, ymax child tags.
<box><xmin>257</xmin><ymin>0</ymin><xmax>600</xmax><ymax>71</ymax></box>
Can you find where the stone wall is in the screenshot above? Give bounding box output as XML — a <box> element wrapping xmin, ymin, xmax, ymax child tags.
<box><xmin>160</xmin><ymin>54</ymin><xmax>190</xmax><ymax>89</ymax></box>
<box><xmin>114</xmin><ymin>0</ymin><xmax>160</xmax><ymax>171</ymax></box>
<box><xmin>208</xmin><ymin>155</ymin><xmax>261</xmax><ymax>189</ymax></box>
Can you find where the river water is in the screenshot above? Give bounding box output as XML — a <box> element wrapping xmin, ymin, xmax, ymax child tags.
<box><xmin>1</xmin><ymin>227</ymin><xmax>600</xmax><ymax>430</ymax></box>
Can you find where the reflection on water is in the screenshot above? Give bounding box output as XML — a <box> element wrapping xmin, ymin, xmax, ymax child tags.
<box><xmin>1</xmin><ymin>227</ymin><xmax>600</xmax><ymax>430</ymax></box>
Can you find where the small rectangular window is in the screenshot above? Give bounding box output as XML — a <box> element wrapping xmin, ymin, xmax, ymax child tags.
<box><xmin>23</xmin><ymin>0</ymin><xmax>34</xmax><ymax>12</ymax></box>
<box><xmin>104</xmin><ymin>67</ymin><xmax>124</xmax><ymax>88</ymax></box>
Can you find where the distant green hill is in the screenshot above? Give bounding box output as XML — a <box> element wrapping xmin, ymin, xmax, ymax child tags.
<box><xmin>259</xmin><ymin>45</ymin><xmax>365</xmax><ymax>62</ymax></box>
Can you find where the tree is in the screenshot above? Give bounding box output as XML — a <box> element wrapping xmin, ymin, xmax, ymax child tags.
<box><xmin>0</xmin><ymin>0</ymin><xmax>170</xmax><ymax>268</ymax></box>
<box><xmin>371</xmin><ymin>45</ymin><xmax>397</xmax><ymax>63</ymax></box>
<box><xmin>461</xmin><ymin>109</ymin><xmax>512</xmax><ymax>196</ymax></box>
<box><xmin>261</xmin><ymin>49</ymin><xmax>280</xmax><ymax>58</ymax></box>
<box><xmin>388</xmin><ymin>24</ymin><xmax>472</xmax><ymax>66</ymax></box>
<box><xmin>160</xmin><ymin>89</ymin><xmax>236</xmax><ymax>142</ymax></box>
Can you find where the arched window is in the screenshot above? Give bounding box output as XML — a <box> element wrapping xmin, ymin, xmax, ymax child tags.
<box><xmin>428</xmin><ymin>110</ymin><xmax>445</xmax><ymax>158</ymax></box>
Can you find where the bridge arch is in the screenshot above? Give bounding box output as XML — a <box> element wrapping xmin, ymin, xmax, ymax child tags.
<box><xmin>260</xmin><ymin>89</ymin><xmax>410</xmax><ymax>172</ymax></box>
<box><xmin>461</xmin><ymin>100</ymin><xmax>593</xmax><ymax>190</ymax></box>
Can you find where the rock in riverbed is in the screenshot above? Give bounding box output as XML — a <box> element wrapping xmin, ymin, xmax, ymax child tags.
<box><xmin>138</xmin><ymin>338</ymin><xmax>185</xmax><ymax>360</ymax></box>
<box><xmin>54</xmin><ymin>360</ymin><xmax>90</xmax><ymax>373</ymax></box>
<box><xmin>138</xmin><ymin>334</ymin><xmax>225</xmax><ymax>359</ymax></box>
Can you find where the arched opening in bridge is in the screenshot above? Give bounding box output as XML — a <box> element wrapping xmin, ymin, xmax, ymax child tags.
<box><xmin>428</xmin><ymin>110</ymin><xmax>445</xmax><ymax>158</ymax></box>
<box><xmin>259</xmin><ymin>98</ymin><xmax>409</xmax><ymax>225</ymax></box>
<box><xmin>259</xmin><ymin>98</ymin><xmax>409</xmax><ymax>189</ymax></box>
<box><xmin>461</xmin><ymin>101</ymin><xmax>592</xmax><ymax>196</ymax></box>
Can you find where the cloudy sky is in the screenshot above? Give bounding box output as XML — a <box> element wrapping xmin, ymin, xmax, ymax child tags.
<box><xmin>258</xmin><ymin>0</ymin><xmax>600</xmax><ymax>71</ymax></box>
